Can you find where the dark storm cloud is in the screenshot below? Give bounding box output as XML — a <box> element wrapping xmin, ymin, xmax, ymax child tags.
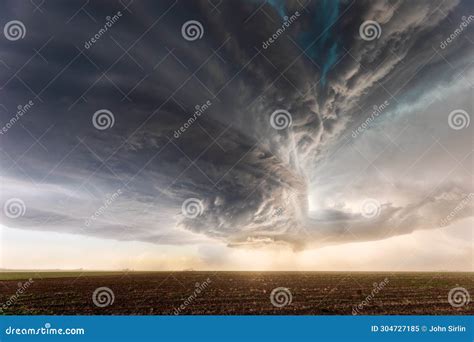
<box><xmin>0</xmin><ymin>0</ymin><xmax>472</xmax><ymax>249</ymax></box>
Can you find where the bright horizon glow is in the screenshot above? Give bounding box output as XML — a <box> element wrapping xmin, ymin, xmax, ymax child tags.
<box><xmin>1</xmin><ymin>218</ymin><xmax>472</xmax><ymax>272</ymax></box>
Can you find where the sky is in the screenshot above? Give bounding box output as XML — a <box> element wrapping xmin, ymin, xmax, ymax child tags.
<box><xmin>0</xmin><ymin>0</ymin><xmax>473</xmax><ymax>271</ymax></box>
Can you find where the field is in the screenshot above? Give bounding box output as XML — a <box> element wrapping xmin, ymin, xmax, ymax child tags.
<box><xmin>0</xmin><ymin>271</ymin><xmax>472</xmax><ymax>315</ymax></box>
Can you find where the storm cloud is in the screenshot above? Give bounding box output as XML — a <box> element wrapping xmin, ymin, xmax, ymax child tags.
<box><xmin>1</xmin><ymin>0</ymin><xmax>473</xmax><ymax>250</ymax></box>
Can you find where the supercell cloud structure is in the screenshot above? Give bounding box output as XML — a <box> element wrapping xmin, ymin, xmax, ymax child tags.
<box><xmin>0</xmin><ymin>0</ymin><xmax>473</xmax><ymax>250</ymax></box>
